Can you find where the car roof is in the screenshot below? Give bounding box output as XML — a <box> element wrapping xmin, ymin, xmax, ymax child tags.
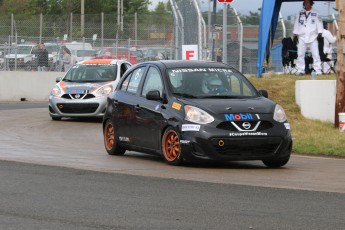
<box><xmin>17</xmin><ymin>44</ymin><xmax>35</xmax><ymax>47</ymax></box>
<box><xmin>78</xmin><ymin>59</ymin><xmax>125</xmax><ymax>65</ymax></box>
<box><xmin>144</xmin><ymin>60</ymin><xmax>231</xmax><ymax>69</ymax></box>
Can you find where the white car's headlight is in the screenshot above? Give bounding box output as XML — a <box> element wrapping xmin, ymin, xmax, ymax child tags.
<box><xmin>184</xmin><ymin>105</ymin><xmax>214</xmax><ymax>124</ymax></box>
<box><xmin>51</xmin><ymin>86</ymin><xmax>61</xmax><ymax>96</ymax></box>
<box><xmin>273</xmin><ymin>104</ymin><xmax>287</xmax><ymax>122</ymax></box>
<box><xmin>96</xmin><ymin>85</ymin><xmax>113</xmax><ymax>96</ymax></box>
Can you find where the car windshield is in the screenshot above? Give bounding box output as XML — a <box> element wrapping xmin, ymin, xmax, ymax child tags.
<box><xmin>167</xmin><ymin>68</ymin><xmax>258</xmax><ymax>98</ymax></box>
<box><xmin>45</xmin><ymin>45</ymin><xmax>59</xmax><ymax>54</ymax></box>
<box><xmin>10</xmin><ymin>46</ymin><xmax>33</xmax><ymax>54</ymax></box>
<box><xmin>76</xmin><ymin>50</ymin><xmax>97</xmax><ymax>57</ymax></box>
<box><xmin>63</xmin><ymin>64</ymin><xmax>117</xmax><ymax>82</ymax></box>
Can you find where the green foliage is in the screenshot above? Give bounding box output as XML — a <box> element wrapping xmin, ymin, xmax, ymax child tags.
<box><xmin>0</xmin><ymin>0</ymin><xmax>150</xmax><ymax>15</ymax></box>
<box><xmin>241</xmin><ymin>10</ymin><xmax>260</xmax><ymax>25</ymax></box>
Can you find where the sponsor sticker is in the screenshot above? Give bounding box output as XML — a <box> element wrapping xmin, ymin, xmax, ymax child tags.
<box><xmin>67</xmin><ymin>89</ymin><xmax>86</xmax><ymax>94</ymax></box>
<box><xmin>180</xmin><ymin>140</ymin><xmax>191</xmax><ymax>144</ymax></box>
<box><xmin>182</xmin><ymin>124</ymin><xmax>200</xmax><ymax>131</ymax></box>
<box><xmin>229</xmin><ymin>132</ymin><xmax>268</xmax><ymax>137</ymax></box>
<box><xmin>119</xmin><ymin>136</ymin><xmax>130</xmax><ymax>142</ymax></box>
<box><xmin>172</xmin><ymin>102</ymin><xmax>182</xmax><ymax>110</ymax></box>
<box><xmin>284</xmin><ymin>123</ymin><xmax>290</xmax><ymax>130</ymax></box>
<box><xmin>170</xmin><ymin>68</ymin><xmax>233</xmax><ymax>73</ymax></box>
<box><xmin>224</xmin><ymin>113</ymin><xmax>254</xmax><ymax>121</ymax></box>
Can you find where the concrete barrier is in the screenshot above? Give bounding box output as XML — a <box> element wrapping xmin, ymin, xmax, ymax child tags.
<box><xmin>0</xmin><ymin>71</ymin><xmax>64</xmax><ymax>102</ymax></box>
<box><xmin>0</xmin><ymin>72</ymin><xmax>337</xmax><ymax>123</ymax></box>
<box><xmin>295</xmin><ymin>80</ymin><xmax>336</xmax><ymax>123</ymax></box>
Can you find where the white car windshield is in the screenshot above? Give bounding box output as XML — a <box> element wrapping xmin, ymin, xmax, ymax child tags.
<box><xmin>10</xmin><ymin>46</ymin><xmax>33</xmax><ymax>54</ymax></box>
<box><xmin>63</xmin><ymin>64</ymin><xmax>117</xmax><ymax>82</ymax></box>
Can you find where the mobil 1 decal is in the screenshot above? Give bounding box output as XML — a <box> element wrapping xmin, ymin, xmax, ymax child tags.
<box><xmin>224</xmin><ymin>113</ymin><xmax>260</xmax><ymax>121</ymax></box>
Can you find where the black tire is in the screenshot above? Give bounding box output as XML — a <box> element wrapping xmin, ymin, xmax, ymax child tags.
<box><xmin>103</xmin><ymin>120</ymin><xmax>125</xmax><ymax>155</ymax></box>
<box><xmin>262</xmin><ymin>155</ymin><xmax>290</xmax><ymax>168</ymax></box>
<box><xmin>161</xmin><ymin>127</ymin><xmax>183</xmax><ymax>166</ymax></box>
<box><xmin>24</xmin><ymin>62</ymin><xmax>32</xmax><ymax>71</ymax></box>
<box><xmin>50</xmin><ymin>116</ymin><xmax>61</xmax><ymax>121</ymax></box>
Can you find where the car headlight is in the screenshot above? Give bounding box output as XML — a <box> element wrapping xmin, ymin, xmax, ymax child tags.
<box><xmin>184</xmin><ymin>105</ymin><xmax>214</xmax><ymax>124</ymax></box>
<box><xmin>273</xmin><ymin>104</ymin><xmax>287</xmax><ymax>122</ymax></box>
<box><xmin>96</xmin><ymin>85</ymin><xmax>113</xmax><ymax>96</ymax></box>
<box><xmin>51</xmin><ymin>86</ymin><xmax>61</xmax><ymax>96</ymax></box>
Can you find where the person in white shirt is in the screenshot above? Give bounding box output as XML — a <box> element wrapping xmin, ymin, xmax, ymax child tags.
<box><xmin>293</xmin><ymin>0</ymin><xmax>323</xmax><ymax>75</ymax></box>
<box><xmin>321</xmin><ymin>21</ymin><xmax>336</xmax><ymax>73</ymax></box>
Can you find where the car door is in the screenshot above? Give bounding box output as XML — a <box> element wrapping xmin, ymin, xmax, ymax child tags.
<box><xmin>134</xmin><ymin>66</ymin><xmax>165</xmax><ymax>150</ymax></box>
<box><xmin>114</xmin><ymin>66</ymin><xmax>146</xmax><ymax>146</ymax></box>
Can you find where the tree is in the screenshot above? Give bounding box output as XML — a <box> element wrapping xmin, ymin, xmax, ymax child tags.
<box><xmin>153</xmin><ymin>2</ymin><xmax>172</xmax><ymax>25</ymax></box>
<box><xmin>1</xmin><ymin>0</ymin><xmax>150</xmax><ymax>15</ymax></box>
<box><xmin>335</xmin><ymin>0</ymin><xmax>345</xmax><ymax>127</ymax></box>
<box><xmin>1</xmin><ymin>0</ymin><xmax>31</xmax><ymax>14</ymax></box>
<box><xmin>241</xmin><ymin>10</ymin><xmax>260</xmax><ymax>25</ymax></box>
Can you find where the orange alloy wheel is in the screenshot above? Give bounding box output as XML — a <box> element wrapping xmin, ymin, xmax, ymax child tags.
<box><xmin>163</xmin><ymin>130</ymin><xmax>180</xmax><ymax>161</ymax></box>
<box><xmin>104</xmin><ymin>122</ymin><xmax>115</xmax><ymax>150</ymax></box>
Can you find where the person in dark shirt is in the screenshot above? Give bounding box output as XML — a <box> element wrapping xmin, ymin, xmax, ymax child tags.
<box><xmin>37</xmin><ymin>43</ymin><xmax>49</xmax><ymax>71</ymax></box>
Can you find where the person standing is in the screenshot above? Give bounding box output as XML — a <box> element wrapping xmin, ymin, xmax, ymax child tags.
<box><xmin>216</xmin><ymin>48</ymin><xmax>223</xmax><ymax>62</ymax></box>
<box><xmin>62</xmin><ymin>47</ymin><xmax>72</xmax><ymax>72</ymax></box>
<box><xmin>37</xmin><ymin>43</ymin><xmax>49</xmax><ymax>72</ymax></box>
<box><xmin>321</xmin><ymin>21</ymin><xmax>336</xmax><ymax>74</ymax></box>
<box><xmin>293</xmin><ymin>0</ymin><xmax>323</xmax><ymax>76</ymax></box>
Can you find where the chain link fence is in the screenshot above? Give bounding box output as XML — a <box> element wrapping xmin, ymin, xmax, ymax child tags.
<box><xmin>0</xmin><ymin>4</ymin><xmax>293</xmax><ymax>74</ymax></box>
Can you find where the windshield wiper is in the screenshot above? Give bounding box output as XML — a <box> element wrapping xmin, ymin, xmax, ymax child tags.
<box><xmin>173</xmin><ymin>93</ymin><xmax>197</xmax><ymax>98</ymax></box>
<box><xmin>63</xmin><ymin>79</ymin><xmax>74</xmax><ymax>82</ymax></box>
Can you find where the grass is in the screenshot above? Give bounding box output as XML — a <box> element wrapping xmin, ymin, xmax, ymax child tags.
<box><xmin>248</xmin><ymin>73</ymin><xmax>345</xmax><ymax>157</ymax></box>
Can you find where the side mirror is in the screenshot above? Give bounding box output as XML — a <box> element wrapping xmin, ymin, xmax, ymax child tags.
<box><xmin>56</xmin><ymin>77</ymin><xmax>62</xmax><ymax>83</ymax></box>
<box><xmin>258</xmin><ymin>89</ymin><xmax>268</xmax><ymax>98</ymax></box>
<box><xmin>146</xmin><ymin>90</ymin><xmax>162</xmax><ymax>101</ymax></box>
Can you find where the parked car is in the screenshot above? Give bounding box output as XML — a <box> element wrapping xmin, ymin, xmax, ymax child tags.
<box><xmin>45</xmin><ymin>43</ymin><xmax>60</xmax><ymax>70</ymax></box>
<box><xmin>71</xmin><ymin>49</ymin><xmax>98</xmax><ymax>62</ymax></box>
<box><xmin>103</xmin><ymin>60</ymin><xmax>292</xmax><ymax>167</ymax></box>
<box><xmin>49</xmin><ymin>59</ymin><xmax>131</xmax><ymax>120</ymax></box>
<box><xmin>63</xmin><ymin>41</ymin><xmax>93</xmax><ymax>51</ymax></box>
<box><xmin>0</xmin><ymin>50</ymin><xmax>4</xmax><ymax>70</ymax></box>
<box><xmin>95</xmin><ymin>47</ymin><xmax>138</xmax><ymax>64</ymax></box>
<box><xmin>142</xmin><ymin>47</ymin><xmax>172</xmax><ymax>61</ymax></box>
<box><xmin>39</xmin><ymin>43</ymin><xmax>60</xmax><ymax>71</ymax></box>
<box><xmin>4</xmin><ymin>44</ymin><xmax>36</xmax><ymax>70</ymax></box>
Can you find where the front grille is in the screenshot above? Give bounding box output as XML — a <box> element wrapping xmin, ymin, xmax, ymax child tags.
<box><xmin>61</xmin><ymin>94</ymin><xmax>95</xmax><ymax>100</ymax></box>
<box><xmin>57</xmin><ymin>103</ymin><xmax>99</xmax><ymax>114</ymax></box>
<box><xmin>217</xmin><ymin>120</ymin><xmax>274</xmax><ymax>131</ymax></box>
<box><xmin>212</xmin><ymin>137</ymin><xmax>281</xmax><ymax>157</ymax></box>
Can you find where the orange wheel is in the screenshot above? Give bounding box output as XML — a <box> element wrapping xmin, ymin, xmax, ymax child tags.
<box><xmin>162</xmin><ymin>127</ymin><xmax>183</xmax><ymax>166</ymax></box>
<box><xmin>104</xmin><ymin>120</ymin><xmax>125</xmax><ymax>155</ymax></box>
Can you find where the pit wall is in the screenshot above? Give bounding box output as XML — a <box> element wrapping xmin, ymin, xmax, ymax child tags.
<box><xmin>295</xmin><ymin>80</ymin><xmax>336</xmax><ymax>123</ymax></box>
<box><xmin>0</xmin><ymin>72</ymin><xmax>337</xmax><ymax>123</ymax></box>
<box><xmin>0</xmin><ymin>71</ymin><xmax>63</xmax><ymax>102</ymax></box>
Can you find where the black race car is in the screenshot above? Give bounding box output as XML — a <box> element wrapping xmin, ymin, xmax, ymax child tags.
<box><xmin>103</xmin><ymin>60</ymin><xmax>292</xmax><ymax>167</ymax></box>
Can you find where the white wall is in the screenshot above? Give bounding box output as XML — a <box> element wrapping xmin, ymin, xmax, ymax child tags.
<box><xmin>0</xmin><ymin>71</ymin><xmax>64</xmax><ymax>102</ymax></box>
<box><xmin>295</xmin><ymin>80</ymin><xmax>336</xmax><ymax>123</ymax></box>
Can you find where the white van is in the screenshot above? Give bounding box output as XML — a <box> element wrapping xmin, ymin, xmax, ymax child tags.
<box><xmin>64</xmin><ymin>42</ymin><xmax>93</xmax><ymax>51</ymax></box>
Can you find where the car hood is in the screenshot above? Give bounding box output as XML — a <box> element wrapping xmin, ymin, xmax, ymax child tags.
<box><xmin>5</xmin><ymin>54</ymin><xmax>31</xmax><ymax>58</ymax></box>
<box><xmin>58</xmin><ymin>81</ymin><xmax>111</xmax><ymax>94</ymax></box>
<box><xmin>177</xmin><ymin>97</ymin><xmax>276</xmax><ymax>114</ymax></box>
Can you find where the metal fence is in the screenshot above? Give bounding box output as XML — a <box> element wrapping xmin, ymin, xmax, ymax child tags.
<box><xmin>0</xmin><ymin>3</ymin><xmax>297</xmax><ymax>74</ymax></box>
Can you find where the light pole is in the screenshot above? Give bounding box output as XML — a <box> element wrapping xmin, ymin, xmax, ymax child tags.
<box><xmin>81</xmin><ymin>0</ymin><xmax>84</xmax><ymax>37</ymax></box>
<box><xmin>211</xmin><ymin>0</ymin><xmax>217</xmax><ymax>61</ymax></box>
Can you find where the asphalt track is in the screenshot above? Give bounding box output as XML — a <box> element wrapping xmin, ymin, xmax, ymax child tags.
<box><xmin>0</xmin><ymin>103</ymin><xmax>345</xmax><ymax>194</ymax></box>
